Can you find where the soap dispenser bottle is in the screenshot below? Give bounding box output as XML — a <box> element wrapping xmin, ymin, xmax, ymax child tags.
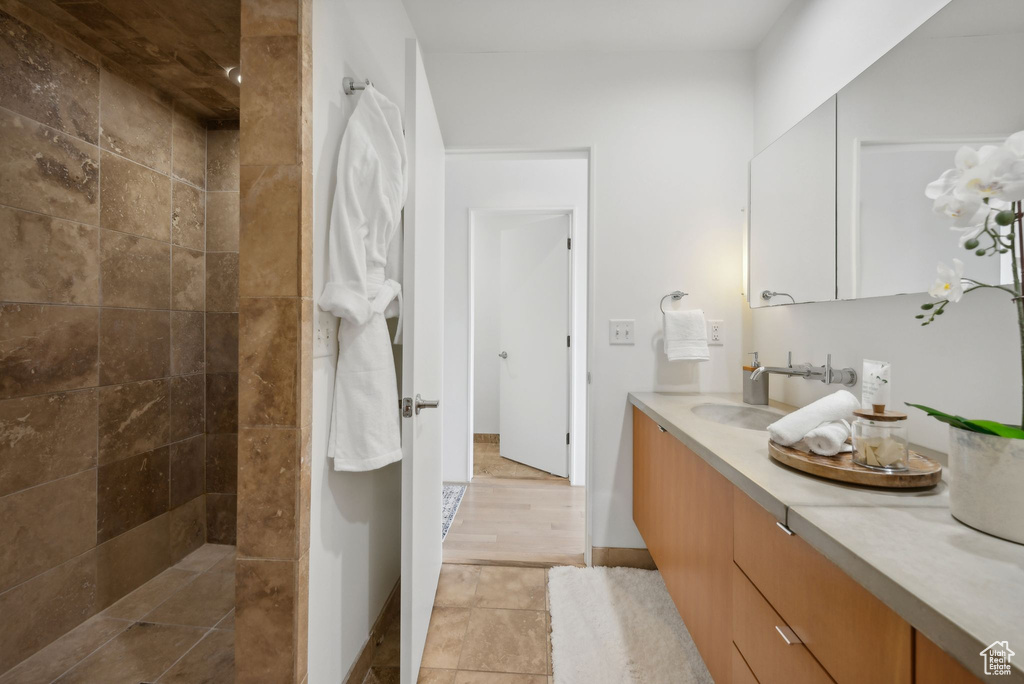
<box><xmin>743</xmin><ymin>352</ymin><xmax>769</xmax><ymax>405</ymax></box>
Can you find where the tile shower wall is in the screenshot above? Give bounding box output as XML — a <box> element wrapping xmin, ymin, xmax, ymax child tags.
<box><xmin>205</xmin><ymin>124</ymin><xmax>240</xmax><ymax>544</ymax></box>
<box><xmin>0</xmin><ymin>7</ymin><xmax>218</xmax><ymax>673</ymax></box>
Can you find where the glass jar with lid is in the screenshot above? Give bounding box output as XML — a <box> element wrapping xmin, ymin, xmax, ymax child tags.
<box><xmin>852</xmin><ymin>404</ymin><xmax>909</xmax><ymax>472</ymax></box>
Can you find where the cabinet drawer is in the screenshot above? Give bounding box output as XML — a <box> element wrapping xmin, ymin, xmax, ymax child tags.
<box><xmin>733</xmin><ymin>491</ymin><xmax>911</xmax><ymax>684</ymax></box>
<box><xmin>733</xmin><ymin>564</ymin><xmax>834</xmax><ymax>684</ymax></box>
<box><xmin>731</xmin><ymin>642</ymin><xmax>760</xmax><ymax>684</ymax></box>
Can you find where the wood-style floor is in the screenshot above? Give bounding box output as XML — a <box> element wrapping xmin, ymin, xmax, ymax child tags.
<box><xmin>445</xmin><ymin>444</ymin><xmax>584</xmax><ymax>567</ymax></box>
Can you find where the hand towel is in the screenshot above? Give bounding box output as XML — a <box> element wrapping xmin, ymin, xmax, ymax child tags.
<box><xmin>792</xmin><ymin>420</ymin><xmax>853</xmax><ymax>457</ymax></box>
<box><xmin>664</xmin><ymin>310</ymin><xmax>709</xmax><ymax>362</ymax></box>
<box><xmin>767</xmin><ymin>390</ymin><xmax>859</xmax><ymax>446</ymax></box>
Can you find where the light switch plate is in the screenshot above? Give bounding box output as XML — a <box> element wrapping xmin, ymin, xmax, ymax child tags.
<box><xmin>609</xmin><ymin>319</ymin><xmax>635</xmax><ymax>345</ymax></box>
<box><xmin>708</xmin><ymin>319</ymin><xmax>724</xmax><ymax>346</ymax></box>
<box><xmin>313</xmin><ymin>308</ymin><xmax>337</xmax><ymax>358</ymax></box>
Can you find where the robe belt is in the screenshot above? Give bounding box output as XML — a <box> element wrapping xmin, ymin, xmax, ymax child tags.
<box><xmin>370</xmin><ymin>279</ymin><xmax>403</xmax><ymax>344</ymax></box>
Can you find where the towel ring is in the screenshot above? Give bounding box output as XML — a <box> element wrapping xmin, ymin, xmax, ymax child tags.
<box><xmin>660</xmin><ymin>290</ymin><xmax>688</xmax><ymax>314</ymax></box>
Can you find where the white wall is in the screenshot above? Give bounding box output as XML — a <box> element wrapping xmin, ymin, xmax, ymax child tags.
<box><xmin>472</xmin><ymin>214</ymin><xmax>501</xmax><ymax>434</ymax></box>
<box><xmin>428</xmin><ymin>52</ymin><xmax>752</xmax><ymax>547</ymax></box>
<box><xmin>750</xmin><ymin>0</ymin><xmax>1022</xmax><ymax>453</ymax></box>
<box><xmin>310</xmin><ymin>1</ymin><xmax>414</xmax><ymax>680</ymax></box>
<box><xmin>445</xmin><ymin>156</ymin><xmax>589</xmax><ymax>485</ymax></box>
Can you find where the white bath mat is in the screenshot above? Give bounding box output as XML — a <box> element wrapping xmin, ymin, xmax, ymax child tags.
<box><xmin>548</xmin><ymin>566</ymin><xmax>713</xmax><ymax>684</ymax></box>
<box><xmin>441</xmin><ymin>484</ymin><xmax>466</xmax><ymax>541</ymax></box>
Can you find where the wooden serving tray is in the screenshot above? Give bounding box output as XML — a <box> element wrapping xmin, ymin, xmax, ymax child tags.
<box><xmin>768</xmin><ymin>441</ymin><xmax>942</xmax><ymax>488</ymax></box>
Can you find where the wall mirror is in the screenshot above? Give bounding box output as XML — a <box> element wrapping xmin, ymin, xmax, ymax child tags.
<box><xmin>748</xmin><ymin>0</ymin><xmax>1024</xmax><ymax>306</ymax></box>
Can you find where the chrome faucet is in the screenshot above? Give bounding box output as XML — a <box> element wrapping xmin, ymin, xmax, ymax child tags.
<box><xmin>749</xmin><ymin>352</ymin><xmax>857</xmax><ymax>387</ymax></box>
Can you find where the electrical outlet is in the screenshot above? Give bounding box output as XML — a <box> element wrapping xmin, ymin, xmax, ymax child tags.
<box><xmin>313</xmin><ymin>308</ymin><xmax>337</xmax><ymax>358</ymax></box>
<box><xmin>708</xmin><ymin>320</ymin><xmax>724</xmax><ymax>346</ymax></box>
<box><xmin>609</xmin><ymin>319</ymin><xmax>635</xmax><ymax>345</ymax></box>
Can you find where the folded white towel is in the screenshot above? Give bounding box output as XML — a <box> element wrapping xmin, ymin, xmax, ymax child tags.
<box><xmin>792</xmin><ymin>420</ymin><xmax>853</xmax><ymax>457</ymax></box>
<box><xmin>664</xmin><ymin>310</ymin><xmax>709</xmax><ymax>362</ymax></box>
<box><xmin>767</xmin><ymin>390</ymin><xmax>859</xmax><ymax>446</ymax></box>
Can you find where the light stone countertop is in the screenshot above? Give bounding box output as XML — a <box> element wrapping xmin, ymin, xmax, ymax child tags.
<box><xmin>628</xmin><ymin>391</ymin><xmax>1024</xmax><ymax>682</ymax></box>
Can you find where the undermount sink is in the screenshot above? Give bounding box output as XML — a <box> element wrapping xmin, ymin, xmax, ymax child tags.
<box><xmin>690</xmin><ymin>403</ymin><xmax>779</xmax><ymax>431</ymax></box>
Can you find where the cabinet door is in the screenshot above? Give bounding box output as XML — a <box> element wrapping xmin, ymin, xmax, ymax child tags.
<box><xmin>915</xmin><ymin>632</ymin><xmax>981</xmax><ymax>684</ymax></box>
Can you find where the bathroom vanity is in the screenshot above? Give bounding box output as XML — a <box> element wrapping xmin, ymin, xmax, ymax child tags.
<box><xmin>630</xmin><ymin>392</ymin><xmax>1024</xmax><ymax>684</ymax></box>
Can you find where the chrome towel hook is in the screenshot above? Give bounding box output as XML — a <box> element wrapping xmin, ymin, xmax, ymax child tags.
<box><xmin>660</xmin><ymin>290</ymin><xmax>688</xmax><ymax>314</ymax></box>
<box><xmin>343</xmin><ymin>77</ymin><xmax>372</xmax><ymax>95</ymax></box>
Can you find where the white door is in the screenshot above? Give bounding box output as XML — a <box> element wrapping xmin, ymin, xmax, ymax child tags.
<box><xmin>401</xmin><ymin>39</ymin><xmax>445</xmax><ymax>684</ymax></box>
<box><xmin>498</xmin><ymin>213</ymin><xmax>570</xmax><ymax>477</ymax></box>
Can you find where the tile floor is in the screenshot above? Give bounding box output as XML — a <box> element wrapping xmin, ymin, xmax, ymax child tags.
<box><xmin>473</xmin><ymin>443</ymin><xmax>564</xmax><ymax>481</ymax></box>
<box><xmin>365</xmin><ymin>564</ymin><xmax>553</xmax><ymax>684</ymax></box>
<box><xmin>0</xmin><ymin>544</ymin><xmax>235</xmax><ymax>684</ymax></box>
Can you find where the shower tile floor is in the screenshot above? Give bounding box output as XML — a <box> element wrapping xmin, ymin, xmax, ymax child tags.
<box><xmin>0</xmin><ymin>544</ymin><xmax>235</xmax><ymax>684</ymax></box>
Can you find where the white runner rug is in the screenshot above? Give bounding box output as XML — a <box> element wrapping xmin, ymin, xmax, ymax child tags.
<box><xmin>548</xmin><ymin>566</ymin><xmax>713</xmax><ymax>684</ymax></box>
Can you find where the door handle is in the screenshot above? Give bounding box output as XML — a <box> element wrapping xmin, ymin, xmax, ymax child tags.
<box><xmin>414</xmin><ymin>394</ymin><xmax>439</xmax><ymax>415</ymax></box>
<box><xmin>498</xmin><ymin>351</ymin><xmax>508</xmax><ymax>359</ymax></box>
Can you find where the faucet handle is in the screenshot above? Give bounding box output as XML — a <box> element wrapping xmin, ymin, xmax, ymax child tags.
<box><xmin>747</xmin><ymin>352</ymin><xmax>760</xmax><ymax>368</ymax></box>
<box><xmin>823</xmin><ymin>353</ymin><xmax>832</xmax><ymax>384</ymax></box>
<box><xmin>787</xmin><ymin>351</ymin><xmax>793</xmax><ymax>368</ymax></box>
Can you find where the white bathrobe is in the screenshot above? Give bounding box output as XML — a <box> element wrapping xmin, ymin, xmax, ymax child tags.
<box><xmin>319</xmin><ymin>85</ymin><xmax>407</xmax><ymax>472</ymax></box>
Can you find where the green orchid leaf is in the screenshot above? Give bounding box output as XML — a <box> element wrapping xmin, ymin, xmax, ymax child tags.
<box><xmin>962</xmin><ymin>420</ymin><xmax>1024</xmax><ymax>440</ymax></box>
<box><xmin>904</xmin><ymin>403</ymin><xmax>999</xmax><ymax>435</ymax></box>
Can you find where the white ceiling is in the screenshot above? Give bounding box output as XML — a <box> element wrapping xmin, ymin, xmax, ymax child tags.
<box><xmin>401</xmin><ymin>0</ymin><xmax>794</xmax><ymax>53</ymax></box>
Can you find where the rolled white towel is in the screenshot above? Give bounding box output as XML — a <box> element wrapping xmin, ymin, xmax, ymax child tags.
<box><xmin>792</xmin><ymin>420</ymin><xmax>853</xmax><ymax>457</ymax></box>
<box><xmin>767</xmin><ymin>390</ymin><xmax>860</xmax><ymax>447</ymax></box>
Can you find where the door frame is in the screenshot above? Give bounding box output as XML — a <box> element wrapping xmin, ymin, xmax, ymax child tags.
<box><xmin>449</xmin><ymin>146</ymin><xmax>595</xmax><ymax>567</ymax></box>
<box><xmin>469</xmin><ymin>207</ymin><xmax>576</xmax><ymax>479</ymax></box>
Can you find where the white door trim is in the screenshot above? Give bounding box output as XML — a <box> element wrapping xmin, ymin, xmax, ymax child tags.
<box><xmin>451</xmin><ymin>145</ymin><xmax>594</xmax><ymax>566</ymax></box>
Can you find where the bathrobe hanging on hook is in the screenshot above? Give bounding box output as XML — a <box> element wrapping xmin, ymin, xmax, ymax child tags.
<box><xmin>319</xmin><ymin>85</ymin><xmax>407</xmax><ymax>471</ymax></box>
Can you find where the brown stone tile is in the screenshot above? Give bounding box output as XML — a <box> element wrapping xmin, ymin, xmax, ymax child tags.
<box><xmin>102</xmin><ymin>567</ymin><xmax>197</xmax><ymax>620</ymax></box>
<box><xmin>99</xmin><ymin>151</ymin><xmax>171</xmax><ymax>241</ymax></box>
<box><xmin>364</xmin><ymin>667</ymin><xmax>400</xmax><ymax>684</ymax></box>
<box><xmin>172</xmin><ymin>246</ymin><xmax>206</xmax><ymax>311</ymax></box>
<box><xmin>95</xmin><ymin>512</ymin><xmax>170</xmax><ymax>608</ymax></box>
<box><xmin>591</xmin><ymin>547</ymin><xmax>657</xmax><ymax>570</ymax></box>
<box><xmin>206</xmin><ymin>252</ymin><xmax>239</xmax><ymax>312</ymax></box>
<box><xmin>206</xmin><ymin>129</ymin><xmax>239</xmax><ymax>191</ymax></box>
<box><xmin>54</xmin><ymin>621</ymin><xmax>205</xmax><ymax>684</ymax></box>
<box><xmin>453</xmin><ymin>673</ymin><xmax>547</xmax><ymax>684</ymax></box>
<box><xmin>419</xmin><ymin>669</ymin><xmax>457</xmax><ymax>684</ymax></box>
<box><xmin>96</xmin><ymin>446</ymin><xmax>170</xmax><ymax>543</ymax></box>
<box><xmin>98</xmin><ymin>308</ymin><xmax>170</xmax><ymax>385</ymax></box>
<box><xmin>100</xmin><ymin>229</ymin><xmax>171</xmax><ymax>309</ymax></box>
<box><xmin>170</xmin><ymin>494</ymin><xmax>207</xmax><ymax>564</ymax></box>
<box><xmin>171</xmin><ymin>310</ymin><xmax>205</xmax><ymax>374</ymax></box>
<box><xmin>297</xmin><ymin>551</ymin><xmax>308</xmax><ymax>681</ymax></box>
<box><xmin>0</xmin><ymin>207</ymin><xmax>100</xmax><ymax>305</ymax></box>
<box><xmin>216</xmin><ymin>608</ymin><xmax>236</xmax><ymax>629</ymax></box>
<box><xmin>241</xmin><ymin>0</ymin><xmax>299</xmax><ymax>35</ymax></box>
<box><xmin>206</xmin><ymin>432</ymin><xmax>238</xmax><ymax>493</ymax></box>
<box><xmin>99</xmin><ymin>70</ymin><xmax>171</xmax><ymax>173</ymax></box>
<box><xmin>0</xmin><ymin>551</ymin><xmax>98</xmax><ymax>674</ymax></box>
<box><xmin>97</xmin><ymin>378</ymin><xmax>170</xmax><ymax>465</ymax></box>
<box><xmin>209</xmin><ymin>552</ymin><xmax>235</xmax><ymax>575</ymax></box>
<box><xmin>144</xmin><ymin>567</ymin><xmax>234</xmax><ymax>627</ymax></box>
<box><xmin>170</xmin><ymin>435</ymin><xmax>205</xmax><ymax>508</ymax></box>
<box><xmin>206</xmin><ymin>372</ymin><xmax>238</xmax><ymax>433</ymax></box>
<box><xmin>474</xmin><ymin>567</ymin><xmax>547</xmax><ymax>611</ymax></box>
<box><xmin>172</xmin><ymin>180</ymin><xmax>205</xmax><ymax>250</ymax></box>
<box><xmin>236</xmin><ymin>558</ymin><xmax>297</xmax><ymax>683</ymax></box>
<box><xmin>0</xmin><ymin>303</ymin><xmax>99</xmax><ymax>399</ymax></box>
<box><xmin>0</xmin><ymin>614</ymin><xmax>128</xmax><ymax>684</ymax></box>
<box><xmin>237</xmin><ymin>427</ymin><xmax>298</xmax><ymax>558</ymax></box>
<box><xmin>0</xmin><ymin>10</ymin><xmax>99</xmax><ymax>144</ymax></box>
<box><xmin>435</xmin><ymin>564</ymin><xmax>482</xmax><ymax>608</ymax></box>
<box><xmin>0</xmin><ymin>108</ymin><xmax>99</xmax><ymax>225</ymax></box>
<box><xmin>172</xmin><ymin>109</ymin><xmax>206</xmax><ymax>188</ymax></box>
<box><xmin>372</xmin><ymin>611</ymin><xmax>400</xmax><ymax>667</ymax></box>
<box><xmin>300</xmin><ymin>297</ymin><xmax>312</xmax><ymax>426</ymax></box>
<box><xmin>206</xmin><ymin>312</ymin><xmax>239</xmax><ymax>373</ymax></box>
<box><xmin>421</xmin><ymin>607</ymin><xmax>472</xmax><ymax>670</ymax></box>
<box><xmin>174</xmin><ymin>543</ymin><xmax>233</xmax><ymax>573</ymax></box>
<box><xmin>207</xmin><ymin>191</ymin><xmax>239</xmax><ymax>251</ymax></box>
<box><xmin>239</xmin><ymin>297</ymin><xmax>298</xmax><ymax>426</ymax></box>
<box><xmin>170</xmin><ymin>373</ymin><xmax>205</xmax><ymax>442</ymax></box>
<box><xmin>206</xmin><ymin>493</ymin><xmax>237</xmax><ymax>544</ymax></box>
<box><xmin>158</xmin><ymin>627</ymin><xmax>234</xmax><ymax>683</ymax></box>
<box><xmin>0</xmin><ymin>469</ymin><xmax>96</xmax><ymax>593</ymax></box>
<box><xmin>458</xmin><ymin>608</ymin><xmax>548</xmax><ymax>674</ymax></box>
<box><xmin>240</xmin><ymin>35</ymin><xmax>300</xmax><ymax>166</ymax></box>
<box><xmin>0</xmin><ymin>389</ymin><xmax>97</xmax><ymax>497</ymax></box>
<box><xmin>239</xmin><ymin>164</ymin><xmax>300</xmax><ymax>296</ymax></box>
<box><xmin>299</xmin><ymin>426</ymin><xmax>311</xmax><ymax>554</ymax></box>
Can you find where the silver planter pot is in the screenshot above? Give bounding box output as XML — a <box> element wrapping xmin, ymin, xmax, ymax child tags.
<box><xmin>948</xmin><ymin>426</ymin><xmax>1024</xmax><ymax>545</ymax></box>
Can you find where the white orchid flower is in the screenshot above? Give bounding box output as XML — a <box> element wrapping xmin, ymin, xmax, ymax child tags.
<box><xmin>1006</xmin><ymin>131</ymin><xmax>1024</xmax><ymax>158</ymax></box>
<box><xmin>933</xmin><ymin>194</ymin><xmax>990</xmax><ymax>227</ymax></box>
<box><xmin>953</xmin><ymin>143</ymin><xmax>1024</xmax><ymax>202</ymax></box>
<box><xmin>951</xmin><ymin>224</ymin><xmax>985</xmax><ymax>248</ymax></box>
<box><xmin>929</xmin><ymin>259</ymin><xmax>966</xmax><ymax>302</ymax></box>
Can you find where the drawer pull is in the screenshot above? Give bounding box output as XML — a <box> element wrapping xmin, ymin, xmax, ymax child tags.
<box><xmin>776</xmin><ymin>521</ymin><xmax>795</xmax><ymax>536</ymax></box>
<box><xmin>657</xmin><ymin>425</ymin><xmax>668</xmax><ymax>433</ymax></box>
<box><xmin>776</xmin><ymin>625</ymin><xmax>802</xmax><ymax>645</ymax></box>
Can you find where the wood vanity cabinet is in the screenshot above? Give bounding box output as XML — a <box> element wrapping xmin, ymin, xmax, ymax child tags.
<box><xmin>633</xmin><ymin>407</ymin><xmax>978</xmax><ymax>684</ymax></box>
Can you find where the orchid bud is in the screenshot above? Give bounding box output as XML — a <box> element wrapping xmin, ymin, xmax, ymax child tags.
<box><xmin>996</xmin><ymin>210</ymin><xmax>1015</xmax><ymax>226</ymax></box>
